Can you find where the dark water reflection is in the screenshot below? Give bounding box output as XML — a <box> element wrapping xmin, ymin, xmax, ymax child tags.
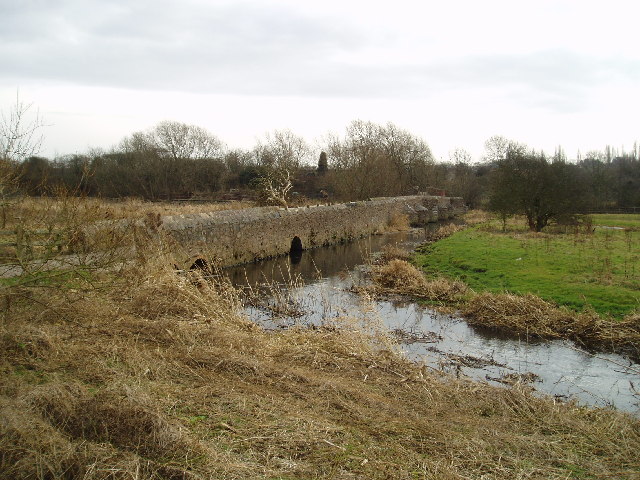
<box><xmin>224</xmin><ymin>229</ymin><xmax>640</xmax><ymax>414</ymax></box>
<box><xmin>224</xmin><ymin>229</ymin><xmax>424</xmax><ymax>287</ymax></box>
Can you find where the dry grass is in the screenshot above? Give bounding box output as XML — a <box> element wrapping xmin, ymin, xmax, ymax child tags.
<box><xmin>375</xmin><ymin>244</ymin><xmax>412</xmax><ymax>263</ymax></box>
<box><xmin>1</xmin><ymin>196</ymin><xmax>253</xmax><ymax>268</ymax></box>
<box><xmin>385</xmin><ymin>213</ymin><xmax>411</xmax><ymax>232</ymax></box>
<box><xmin>423</xmin><ymin>222</ymin><xmax>466</xmax><ymax>242</ymax></box>
<box><xmin>2</xmin><ymin>197</ymin><xmax>250</xmax><ymax>258</ymax></box>
<box><xmin>7</xmin><ymin>197</ymin><xmax>255</xmax><ymax>227</ymax></box>
<box><xmin>371</xmin><ymin>259</ymin><xmax>468</xmax><ymax>305</ymax></box>
<box><xmin>0</xmin><ymin>196</ymin><xmax>254</xmax><ymax>287</ymax></box>
<box><xmin>2</xmin><ymin>254</ymin><xmax>639</xmax><ymax>479</ymax></box>
<box><xmin>1</xmin><ymin>199</ymin><xmax>640</xmax><ymax>479</ymax></box>
<box><xmin>464</xmin><ymin>293</ymin><xmax>640</xmax><ymax>360</ymax></box>
<box><xmin>462</xmin><ymin>209</ymin><xmax>493</xmax><ymax>225</ymax></box>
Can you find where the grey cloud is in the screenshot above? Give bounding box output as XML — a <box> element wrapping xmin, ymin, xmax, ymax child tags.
<box><xmin>1</xmin><ymin>0</ymin><xmax>639</xmax><ymax>113</ymax></box>
<box><xmin>0</xmin><ymin>0</ymin><xmax>364</xmax><ymax>90</ymax></box>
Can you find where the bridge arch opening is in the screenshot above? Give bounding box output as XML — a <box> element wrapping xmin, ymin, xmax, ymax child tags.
<box><xmin>190</xmin><ymin>257</ymin><xmax>211</xmax><ymax>273</ymax></box>
<box><xmin>289</xmin><ymin>236</ymin><xmax>303</xmax><ymax>264</ymax></box>
<box><xmin>290</xmin><ymin>236</ymin><xmax>303</xmax><ymax>254</ymax></box>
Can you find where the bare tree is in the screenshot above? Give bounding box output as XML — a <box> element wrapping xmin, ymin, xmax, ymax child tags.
<box><xmin>482</xmin><ymin>135</ymin><xmax>526</xmax><ymax>163</ymax></box>
<box><xmin>255</xmin><ymin>169</ymin><xmax>293</xmax><ymax>208</ymax></box>
<box><xmin>449</xmin><ymin>147</ymin><xmax>473</xmax><ymax>165</ymax></box>
<box><xmin>115</xmin><ymin>121</ymin><xmax>226</xmax><ymax>199</ymax></box>
<box><xmin>1</xmin><ymin>91</ymin><xmax>46</xmax><ymax>163</ymax></box>
<box><xmin>254</xmin><ymin>129</ymin><xmax>310</xmax><ymax>171</ymax></box>
<box><xmin>252</xmin><ymin>130</ymin><xmax>310</xmax><ymax>207</ymax></box>
<box><xmin>325</xmin><ymin>120</ymin><xmax>435</xmax><ymax>200</ymax></box>
<box><xmin>151</xmin><ymin>120</ymin><xmax>224</xmax><ymax>162</ymax></box>
<box><xmin>446</xmin><ymin>148</ymin><xmax>485</xmax><ymax>208</ymax></box>
<box><xmin>0</xmin><ymin>92</ymin><xmax>47</xmax><ymax>226</ymax></box>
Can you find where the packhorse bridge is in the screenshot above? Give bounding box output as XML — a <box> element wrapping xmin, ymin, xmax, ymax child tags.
<box><xmin>161</xmin><ymin>194</ymin><xmax>465</xmax><ymax>268</ymax></box>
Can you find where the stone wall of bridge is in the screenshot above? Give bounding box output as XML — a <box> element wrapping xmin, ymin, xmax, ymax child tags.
<box><xmin>161</xmin><ymin>195</ymin><xmax>465</xmax><ymax>267</ymax></box>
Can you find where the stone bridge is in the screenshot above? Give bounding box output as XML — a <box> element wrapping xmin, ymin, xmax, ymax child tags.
<box><xmin>161</xmin><ymin>195</ymin><xmax>465</xmax><ymax>268</ymax></box>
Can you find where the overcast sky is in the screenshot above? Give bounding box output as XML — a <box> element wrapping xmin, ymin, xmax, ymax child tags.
<box><xmin>1</xmin><ymin>0</ymin><xmax>639</xmax><ymax>161</ymax></box>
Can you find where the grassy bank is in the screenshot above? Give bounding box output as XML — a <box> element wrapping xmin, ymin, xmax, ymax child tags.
<box><xmin>367</xmin><ymin>216</ymin><xmax>640</xmax><ymax>360</ymax></box>
<box><xmin>414</xmin><ymin>218</ymin><xmax>640</xmax><ymax>318</ymax></box>
<box><xmin>2</xmin><ymin>259</ymin><xmax>640</xmax><ymax>479</ymax></box>
<box><xmin>2</xmin><ymin>201</ymin><xmax>639</xmax><ymax>479</ymax></box>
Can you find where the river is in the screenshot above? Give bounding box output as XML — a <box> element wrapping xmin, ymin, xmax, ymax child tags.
<box><xmin>223</xmin><ymin>228</ymin><xmax>640</xmax><ymax>414</ymax></box>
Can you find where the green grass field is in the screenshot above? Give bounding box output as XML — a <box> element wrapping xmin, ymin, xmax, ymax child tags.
<box><xmin>415</xmin><ymin>216</ymin><xmax>640</xmax><ymax>318</ymax></box>
<box><xmin>591</xmin><ymin>213</ymin><xmax>640</xmax><ymax>229</ymax></box>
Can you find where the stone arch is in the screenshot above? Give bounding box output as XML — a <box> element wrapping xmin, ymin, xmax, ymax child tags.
<box><xmin>290</xmin><ymin>236</ymin><xmax>303</xmax><ymax>254</ymax></box>
<box><xmin>190</xmin><ymin>257</ymin><xmax>210</xmax><ymax>272</ymax></box>
<box><xmin>289</xmin><ymin>236</ymin><xmax>303</xmax><ymax>264</ymax></box>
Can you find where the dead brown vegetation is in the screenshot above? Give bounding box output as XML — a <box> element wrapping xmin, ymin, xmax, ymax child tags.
<box><xmin>464</xmin><ymin>293</ymin><xmax>640</xmax><ymax>360</ymax></box>
<box><xmin>375</xmin><ymin>244</ymin><xmax>412</xmax><ymax>263</ymax></box>
<box><xmin>423</xmin><ymin>222</ymin><xmax>466</xmax><ymax>242</ymax></box>
<box><xmin>2</xmin><ymin>255</ymin><xmax>640</xmax><ymax>479</ymax></box>
<box><xmin>10</xmin><ymin>197</ymin><xmax>255</xmax><ymax>225</ymax></box>
<box><xmin>371</xmin><ymin>259</ymin><xmax>468</xmax><ymax>305</ymax></box>
<box><xmin>0</xmin><ymin>196</ymin><xmax>253</xmax><ymax>272</ymax></box>
<box><xmin>1</xmin><ymin>200</ymin><xmax>639</xmax><ymax>479</ymax></box>
<box><xmin>385</xmin><ymin>212</ymin><xmax>411</xmax><ymax>232</ymax></box>
<box><xmin>462</xmin><ymin>209</ymin><xmax>493</xmax><ymax>225</ymax></box>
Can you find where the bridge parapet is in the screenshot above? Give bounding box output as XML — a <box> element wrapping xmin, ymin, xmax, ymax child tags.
<box><xmin>162</xmin><ymin>194</ymin><xmax>464</xmax><ymax>268</ymax></box>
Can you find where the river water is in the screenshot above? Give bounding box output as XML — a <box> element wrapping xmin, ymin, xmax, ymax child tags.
<box><xmin>224</xmin><ymin>228</ymin><xmax>640</xmax><ymax>414</ymax></box>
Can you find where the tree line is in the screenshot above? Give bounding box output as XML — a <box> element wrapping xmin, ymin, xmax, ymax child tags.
<box><xmin>5</xmin><ymin>116</ymin><xmax>640</xmax><ymax>231</ymax></box>
<box><xmin>16</xmin><ymin>120</ymin><xmax>446</xmax><ymax>203</ymax></box>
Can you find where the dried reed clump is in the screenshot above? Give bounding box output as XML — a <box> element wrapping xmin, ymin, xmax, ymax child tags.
<box><xmin>0</xmin><ymin>324</ymin><xmax>54</xmax><ymax>361</ymax></box>
<box><xmin>421</xmin><ymin>277</ymin><xmax>469</xmax><ymax>303</ymax></box>
<box><xmin>84</xmin><ymin>391</ymin><xmax>192</xmax><ymax>458</ymax></box>
<box><xmin>263</xmin><ymin>319</ymin><xmax>400</xmax><ymax>371</ymax></box>
<box><xmin>126</xmin><ymin>266</ymin><xmax>242</xmax><ymax>324</ymax></box>
<box><xmin>464</xmin><ymin>293</ymin><xmax>640</xmax><ymax>358</ymax></box>
<box><xmin>374</xmin><ymin>259</ymin><xmax>426</xmax><ymax>290</ymax></box>
<box><xmin>0</xmin><ymin>402</ymin><xmax>78</xmax><ymax>480</ymax></box>
<box><xmin>424</xmin><ymin>222</ymin><xmax>466</xmax><ymax>242</ymax></box>
<box><xmin>386</xmin><ymin>213</ymin><xmax>411</xmax><ymax>232</ymax></box>
<box><xmin>0</xmin><ymin>411</ymin><xmax>198</xmax><ymax>480</ymax></box>
<box><xmin>581</xmin><ymin>312</ymin><xmax>640</xmax><ymax>360</ymax></box>
<box><xmin>463</xmin><ymin>293</ymin><xmax>576</xmax><ymax>337</ymax></box>
<box><xmin>372</xmin><ymin>259</ymin><xmax>467</xmax><ymax>303</ymax></box>
<box><xmin>376</xmin><ymin>244</ymin><xmax>411</xmax><ymax>263</ymax></box>
<box><xmin>21</xmin><ymin>383</ymin><xmax>85</xmax><ymax>431</ymax></box>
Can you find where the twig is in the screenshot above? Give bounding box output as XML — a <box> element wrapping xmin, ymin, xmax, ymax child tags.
<box><xmin>322</xmin><ymin>439</ymin><xmax>346</xmax><ymax>451</ymax></box>
<box><xmin>236</xmin><ymin>436</ymin><xmax>272</xmax><ymax>442</ymax></box>
<box><xmin>219</xmin><ymin>422</ymin><xmax>238</xmax><ymax>433</ymax></box>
